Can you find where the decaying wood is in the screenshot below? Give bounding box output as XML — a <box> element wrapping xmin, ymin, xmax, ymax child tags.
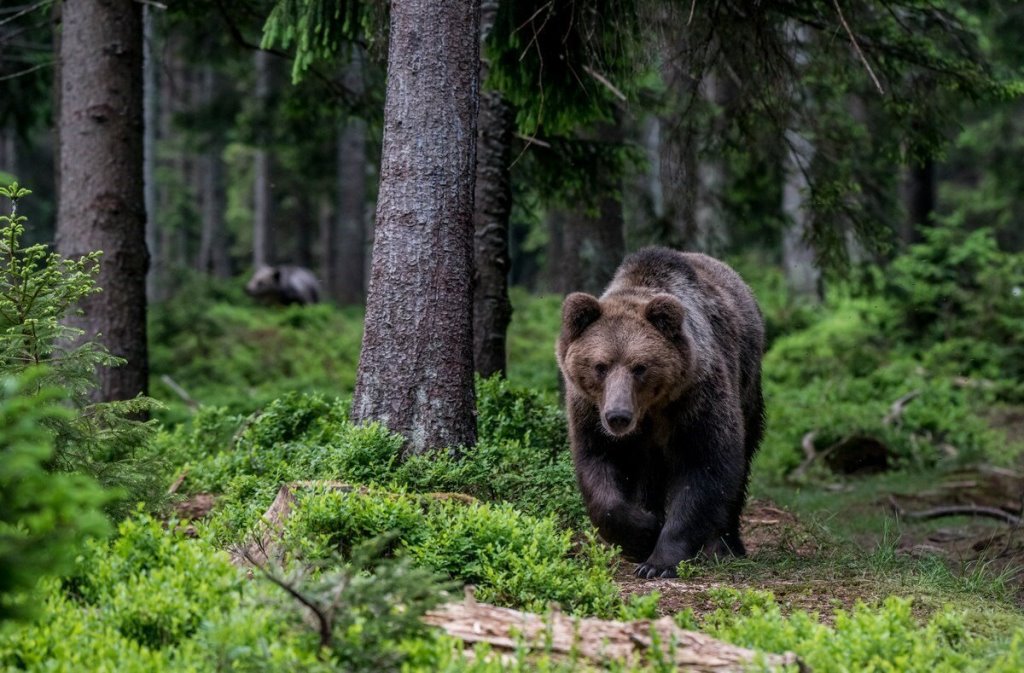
<box><xmin>167</xmin><ymin>468</ymin><xmax>189</xmax><ymax>495</ymax></box>
<box><xmin>883</xmin><ymin>390</ymin><xmax>921</xmax><ymax>426</ymax></box>
<box><xmin>790</xmin><ymin>430</ymin><xmax>892</xmax><ymax>480</ymax></box>
<box><xmin>233</xmin><ymin>481</ymin><xmax>359</xmax><ymax>566</ymax></box>
<box><xmin>788</xmin><ymin>431</ymin><xmax>819</xmax><ymax>481</ymax></box>
<box><xmin>423</xmin><ymin>596</ymin><xmax>801</xmax><ymax>671</ymax></box>
<box><xmin>161</xmin><ymin>374</ymin><xmax>199</xmax><ymax>410</ymax></box>
<box><xmin>234</xmin><ymin>481</ymin><xmax>479</xmax><ymax>565</ymax></box>
<box><xmin>890</xmin><ymin>496</ymin><xmax>1022</xmax><ymax>526</ymax></box>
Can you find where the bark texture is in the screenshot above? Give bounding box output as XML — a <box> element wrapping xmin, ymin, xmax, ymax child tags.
<box><xmin>472</xmin><ymin>0</ymin><xmax>514</xmax><ymax>378</ymax></box>
<box><xmin>424</xmin><ymin>600</ymin><xmax>799</xmax><ymax>671</ymax></box>
<box><xmin>351</xmin><ymin>0</ymin><xmax>480</xmax><ymax>455</ymax></box>
<box><xmin>472</xmin><ymin>89</ymin><xmax>514</xmax><ymax>377</ymax></box>
<box><xmin>331</xmin><ymin>48</ymin><xmax>368</xmax><ymax>305</ymax></box>
<box><xmin>143</xmin><ymin>4</ymin><xmax>157</xmax><ymax>299</ymax></box>
<box><xmin>57</xmin><ymin>0</ymin><xmax>148</xmax><ymax>401</ymax></box>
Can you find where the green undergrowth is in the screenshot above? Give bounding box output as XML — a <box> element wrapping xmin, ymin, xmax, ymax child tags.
<box><xmin>153</xmin><ymin>377</ymin><xmax>584</xmax><ymax>528</ymax></box>
<box><xmin>148</xmin><ymin>275</ymin><xmax>364</xmax><ymax>424</ymax></box>
<box><xmin>6</xmin><ymin>510</ymin><xmax>1024</xmax><ymax>672</ymax></box>
<box><xmin>693</xmin><ymin>589</ymin><xmax>1024</xmax><ymax>673</ymax></box>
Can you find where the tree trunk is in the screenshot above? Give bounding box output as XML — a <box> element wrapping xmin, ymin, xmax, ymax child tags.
<box><xmin>781</xmin><ymin>127</ymin><xmax>820</xmax><ymax>300</ymax></box>
<box><xmin>295</xmin><ymin>194</ymin><xmax>315</xmax><ymax>269</ymax></box>
<box><xmin>781</xmin><ymin>25</ymin><xmax>820</xmax><ymax>301</ymax></box>
<box><xmin>472</xmin><ymin>0</ymin><xmax>515</xmax><ymax>379</ymax></box>
<box><xmin>252</xmin><ymin>50</ymin><xmax>273</xmax><ymax>268</ymax></box>
<box><xmin>351</xmin><ymin>0</ymin><xmax>480</xmax><ymax>456</ymax></box>
<box><xmin>902</xmin><ymin>158</ymin><xmax>934</xmax><ymax>246</ymax></box>
<box><xmin>693</xmin><ymin>72</ymin><xmax>729</xmax><ymax>255</ymax></box>
<box><xmin>543</xmin><ymin>208</ymin><xmax>567</xmax><ymax>293</ymax></box>
<box><xmin>332</xmin><ymin>48</ymin><xmax>368</xmax><ymax>305</ymax></box>
<box><xmin>318</xmin><ymin>195</ymin><xmax>333</xmax><ymax>285</ymax></box>
<box><xmin>196</xmin><ymin>67</ymin><xmax>230</xmax><ymax>278</ymax></box>
<box><xmin>56</xmin><ymin>0</ymin><xmax>148</xmax><ymax>401</ymax></box>
<box><xmin>51</xmin><ymin>1</ymin><xmax>62</xmax><ymax>198</ymax></box>
<box><xmin>562</xmin><ymin>174</ymin><xmax>625</xmax><ymax>295</ymax></box>
<box><xmin>143</xmin><ymin>3</ymin><xmax>158</xmax><ymax>299</ymax></box>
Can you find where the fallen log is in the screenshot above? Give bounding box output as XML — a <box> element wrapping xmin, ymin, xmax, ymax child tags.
<box><xmin>423</xmin><ymin>596</ymin><xmax>802</xmax><ymax>672</ymax></box>
<box><xmin>890</xmin><ymin>496</ymin><xmax>1022</xmax><ymax>526</ymax></box>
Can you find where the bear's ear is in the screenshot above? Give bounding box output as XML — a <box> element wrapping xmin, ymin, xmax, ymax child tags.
<box><xmin>644</xmin><ymin>294</ymin><xmax>685</xmax><ymax>342</ymax></box>
<box><xmin>272</xmin><ymin>267</ymin><xmax>282</xmax><ymax>283</ymax></box>
<box><xmin>561</xmin><ymin>292</ymin><xmax>602</xmax><ymax>342</ymax></box>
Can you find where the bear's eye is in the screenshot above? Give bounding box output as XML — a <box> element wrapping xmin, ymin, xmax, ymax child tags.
<box><xmin>632</xmin><ymin>364</ymin><xmax>647</xmax><ymax>377</ymax></box>
<box><xmin>594</xmin><ymin>363</ymin><xmax>609</xmax><ymax>378</ymax></box>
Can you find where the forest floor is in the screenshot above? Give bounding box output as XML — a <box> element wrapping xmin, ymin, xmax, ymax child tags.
<box><xmin>619</xmin><ymin>456</ymin><xmax>1024</xmax><ymax>627</ymax></box>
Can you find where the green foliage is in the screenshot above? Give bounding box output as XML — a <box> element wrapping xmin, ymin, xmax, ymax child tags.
<box><xmin>0</xmin><ymin>373</ymin><xmax>109</xmax><ymax>622</ymax></box>
<box><xmin>0</xmin><ymin>514</ymin><xmax>329</xmax><ymax>671</ymax></box>
<box><xmin>261</xmin><ymin>0</ymin><xmax>386</xmax><ymax>81</ymax></box>
<box><xmin>160</xmin><ymin>378</ymin><xmax>585</xmax><ymax>527</ymax></box>
<box><xmin>699</xmin><ymin>589</ymin><xmax>1024</xmax><ymax>673</ymax></box>
<box><xmin>0</xmin><ymin>183</ymin><xmax>114</xmax><ymax>398</ymax></box>
<box><xmin>149</xmin><ymin>282</ymin><xmax>364</xmax><ymax>421</ymax></box>
<box><xmin>883</xmin><ymin>221</ymin><xmax>1024</xmax><ymax>389</ymax></box>
<box><xmin>0</xmin><ymin>184</ymin><xmax>162</xmax><ymax>516</ymax></box>
<box><xmin>282</xmin><ymin>486</ymin><xmax>621</xmax><ymax>617</ymax></box>
<box><xmin>506</xmin><ymin>289</ymin><xmax>562</xmax><ymax>393</ymax></box>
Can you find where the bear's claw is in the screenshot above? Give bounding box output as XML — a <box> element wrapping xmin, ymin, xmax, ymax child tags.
<box><xmin>634</xmin><ymin>562</ymin><xmax>677</xmax><ymax>579</ymax></box>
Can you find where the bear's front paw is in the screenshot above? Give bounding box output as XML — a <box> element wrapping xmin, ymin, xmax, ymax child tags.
<box><xmin>633</xmin><ymin>561</ymin><xmax>677</xmax><ymax>579</ymax></box>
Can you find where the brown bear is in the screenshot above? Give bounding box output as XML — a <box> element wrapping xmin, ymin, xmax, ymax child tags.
<box><xmin>556</xmin><ymin>247</ymin><xmax>764</xmax><ymax>579</ymax></box>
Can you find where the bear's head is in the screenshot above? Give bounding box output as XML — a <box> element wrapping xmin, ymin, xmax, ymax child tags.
<box><xmin>556</xmin><ymin>292</ymin><xmax>692</xmax><ymax>438</ymax></box>
<box><xmin>245</xmin><ymin>265</ymin><xmax>282</xmax><ymax>299</ymax></box>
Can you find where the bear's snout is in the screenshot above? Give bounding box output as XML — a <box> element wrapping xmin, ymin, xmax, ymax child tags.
<box><xmin>604</xmin><ymin>409</ymin><xmax>634</xmax><ymax>434</ymax></box>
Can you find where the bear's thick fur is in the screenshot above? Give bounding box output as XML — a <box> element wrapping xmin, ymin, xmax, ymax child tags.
<box><xmin>556</xmin><ymin>247</ymin><xmax>764</xmax><ymax>578</ymax></box>
<box><xmin>245</xmin><ymin>265</ymin><xmax>321</xmax><ymax>306</ymax></box>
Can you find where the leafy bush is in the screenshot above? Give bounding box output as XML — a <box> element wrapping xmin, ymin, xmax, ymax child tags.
<box><xmin>700</xmin><ymin>589</ymin><xmax>1024</xmax><ymax>673</ymax></box>
<box><xmin>282</xmin><ymin>486</ymin><xmax>622</xmax><ymax>617</ymax></box>
<box><xmin>883</xmin><ymin>221</ymin><xmax>1024</xmax><ymax>391</ymax></box>
<box><xmin>1</xmin><ymin>514</ymin><xmax>329</xmax><ymax>671</ymax></box>
<box><xmin>160</xmin><ymin>379</ymin><xmax>585</xmax><ymax>527</ymax></box>
<box><xmin>0</xmin><ymin>373</ymin><xmax>109</xmax><ymax>622</ymax></box>
<box><xmin>506</xmin><ymin>288</ymin><xmax>562</xmax><ymax>393</ymax></box>
<box><xmin>0</xmin><ymin>183</ymin><xmax>163</xmax><ymax>516</ymax></box>
<box><xmin>148</xmin><ymin>278</ymin><xmax>364</xmax><ymax>422</ymax></box>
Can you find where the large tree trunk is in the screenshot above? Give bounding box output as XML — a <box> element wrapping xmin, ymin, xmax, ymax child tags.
<box><xmin>143</xmin><ymin>4</ymin><xmax>158</xmax><ymax>299</ymax></box>
<box><xmin>252</xmin><ymin>50</ymin><xmax>273</xmax><ymax>268</ymax></box>
<box><xmin>56</xmin><ymin>0</ymin><xmax>148</xmax><ymax>401</ymax></box>
<box><xmin>472</xmin><ymin>0</ymin><xmax>515</xmax><ymax>379</ymax></box>
<box><xmin>331</xmin><ymin>48</ymin><xmax>368</xmax><ymax>305</ymax></box>
<box><xmin>351</xmin><ymin>0</ymin><xmax>480</xmax><ymax>456</ymax></box>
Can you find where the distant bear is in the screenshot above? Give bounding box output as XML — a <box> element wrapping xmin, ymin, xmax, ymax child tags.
<box><xmin>556</xmin><ymin>247</ymin><xmax>765</xmax><ymax>579</ymax></box>
<box><xmin>245</xmin><ymin>265</ymin><xmax>321</xmax><ymax>306</ymax></box>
